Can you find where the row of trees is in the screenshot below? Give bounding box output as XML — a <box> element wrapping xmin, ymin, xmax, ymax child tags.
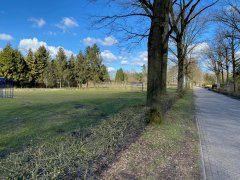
<box><xmin>115</xmin><ymin>65</ymin><xmax>147</xmax><ymax>83</ymax></box>
<box><xmin>0</xmin><ymin>44</ymin><xmax>110</xmax><ymax>88</ymax></box>
<box><xmin>92</xmin><ymin>0</ymin><xmax>219</xmax><ymax>121</ymax></box>
<box><xmin>205</xmin><ymin>0</ymin><xmax>240</xmax><ymax>92</ymax></box>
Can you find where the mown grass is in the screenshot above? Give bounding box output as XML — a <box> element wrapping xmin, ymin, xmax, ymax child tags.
<box><xmin>0</xmin><ymin>88</ymin><xmax>179</xmax><ymax>179</ymax></box>
<box><xmin>0</xmin><ymin>89</ymin><xmax>146</xmax><ymax>156</ymax></box>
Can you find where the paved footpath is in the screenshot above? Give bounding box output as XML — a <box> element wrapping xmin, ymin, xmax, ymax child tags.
<box><xmin>194</xmin><ymin>88</ymin><xmax>240</xmax><ymax>180</ymax></box>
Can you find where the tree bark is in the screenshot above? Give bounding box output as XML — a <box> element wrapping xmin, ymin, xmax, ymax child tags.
<box><xmin>147</xmin><ymin>0</ymin><xmax>169</xmax><ymax>108</ymax></box>
<box><xmin>177</xmin><ymin>40</ymin><xmax>185</xmax><ymax>95</ymax></box>
<box><xmin>221</xmin><ymin>66</ymin><xmax>224</xmax><ymax>84</ymax></box>
<box><xmin>231</xmin><ymin>31</ymin><xmax>236</xmax><ymax>92</ymax></box>
<box><xmin>226</xmin><ymin>49</ymin><xmax>229</xmax><ymax>84</ymax></box>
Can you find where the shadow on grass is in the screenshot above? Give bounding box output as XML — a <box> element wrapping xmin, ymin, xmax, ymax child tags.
<box><xmin>0</xmin><ymin>92</ymin><xmax>145</xmax><ymax>158</ymax></box>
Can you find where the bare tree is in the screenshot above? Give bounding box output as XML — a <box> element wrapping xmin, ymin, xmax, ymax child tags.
<box><xmin>215</xmin><ymin>0</ymin><xmax>240</xmax><ymax>37</ymax></box>
<box><xmin>214</xmin><ymin>1</ymin><xmax>240</xmax><ymax>91</ymax></box>
<box><xmin>204</xmin><ymin>46</ymin><xmax>223</xmax><ymax>85</ymax></box>
<box><xmin>90</xmin><ymin>0</ymin><xmax>174</xmax><ymax>121</ymax></box>
<box><xmin>169</xmin><ymin>0</ymin><xmax>218</xmax><ymax>95</ymax></box>
<box><xmin>169</xmin><ymin>15</ymin><xmax>207</xmax><ymax>89</ymax></box>
<box><xmin>215</xmin><ymin>31</ymin><xmax>231</xmax><ymax>84</ymax></box>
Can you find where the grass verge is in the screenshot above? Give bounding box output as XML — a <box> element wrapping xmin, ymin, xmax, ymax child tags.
<box><xmin>209</xmin><ymin>88</ymin><xmax>240</xmax><ymax>100</ymax></box>
<box><xmin>101</xmin><ymin>90</ymin><xmax>201</xmax><ymax>179</ymax></box>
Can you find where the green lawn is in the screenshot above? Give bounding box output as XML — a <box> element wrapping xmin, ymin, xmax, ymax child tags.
<box><xmin>0</xmin><ymin>89</ymin><xmax>146</xmax><ymax>155</ymax></box>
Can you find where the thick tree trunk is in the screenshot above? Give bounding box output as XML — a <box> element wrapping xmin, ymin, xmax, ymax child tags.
<box><xmin>147</xmin><ymin>0</ymin><xmax>169</xmax><ymax>123</ymax></box>
<box><xmin>177</xmin><ymin>40</ymin><xmax>185</xmax><ymax>95</ymax></box>
<box><xmin>147</xmin><ymin>0</ymin><xmax>169</xmax><ymax>107</ymax></box>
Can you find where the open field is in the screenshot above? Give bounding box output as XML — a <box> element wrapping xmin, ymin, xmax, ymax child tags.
<box><xmin>0</xmin><ymin>89</ymin><xmax>146</xmax><ymax>156</ymax></box>
<box><xmin>0</xmin><ymin>88</ymin><xmax>183</xmax><ymax>178</ymax></box>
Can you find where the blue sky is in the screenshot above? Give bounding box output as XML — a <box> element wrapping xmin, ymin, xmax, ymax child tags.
<box><xmin>0</xmin><ymin>0</ymin><xmax>220</xmax><ymax>75</ymax></box>
<box><xmin>0</xmin><ymin>0</ymin><xmax>149</xmax><ymax>76</ymax></box>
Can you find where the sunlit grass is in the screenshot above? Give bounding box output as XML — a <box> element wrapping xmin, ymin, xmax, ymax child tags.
<box><xmin>0</xmin><ymin>89</ymin><xmax>146</xmax><ymax>155</ymax></box>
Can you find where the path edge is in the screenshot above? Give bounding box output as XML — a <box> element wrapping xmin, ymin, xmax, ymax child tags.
<box><xmin>196</xmin><ymin>115</ymin><xmax>207</xmax><ymax>180</ymax></box>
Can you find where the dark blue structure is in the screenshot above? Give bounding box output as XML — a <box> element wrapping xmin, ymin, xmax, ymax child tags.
<box><xmin>0</xmin><ymin>78</ymin><xmax>14</xmax><ymax>98</ymax></box>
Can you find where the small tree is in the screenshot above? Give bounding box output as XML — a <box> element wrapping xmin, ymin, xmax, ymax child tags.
<box><xmin>115</xmin><ymin>68</ymin><xmax>125</xmax><ymax>82</ymax></box>
<box><xmin>100</xmin><ymin>64</ymin><xmax>110</xmax><ymax>82</ymax></box>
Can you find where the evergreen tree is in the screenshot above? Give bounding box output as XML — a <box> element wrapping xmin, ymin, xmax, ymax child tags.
<box><xmin>0</xmin><ymin>44</ymin><xmax>16</xmax><ymax>79</ymax></box>
<box><xmin>75</xmin><ymin>52</ymin><xmax>87</xmax><ymax>88</ymax></box>
<box><xmin>86</xmin><ymin>44</ymin><xmax>103</xmax><ymax>84</ymax></box>
<box><xmin>14</xmin><ymin>49</ymin><xmax>28</xmax><ymax>86</ymax></box>
<box><xmin>115</xmin><ymin>68</ymin><xmax>125</xmax><ymax>82</ymax></box>
<box><xmin>34</xmin><ymin>46</ymin><xmax>49</xmax><ymax>85</ymax></box>
<box><xmin>26</xmin><ymin>48</ymin><xmax>38</xmax><ymax>85</ymax></box>
<box><xmin>0</xmin><ymin>44</ymin><xmax>27</xmax><ymax>86</ymax></box>
<box><xmin>43</xmin><ymin>60</ymin><xmax>57</xmax><ymax>88</ymax></box>
<box><xmin>55</xmin><ymin>48</ymin><xmax>67</xmax><ymax>88</ymax></box>
<box><xmin>64</xmin><ymin>54</ymin><xmax>76</xmax><ymax>87</ymax></box>
<box><xmin>100</xmin><ymin>64</ymin><xmax>110</xmax><ymax>82</ymax></box>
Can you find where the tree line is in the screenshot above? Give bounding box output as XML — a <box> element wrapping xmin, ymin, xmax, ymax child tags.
<box><xmin>115</xmin><ymin>65</ymin><xmax>147</xmax><ymax>83</ymax></box>
<box><xmin>204</xmin><ymin>0</ymin><xmax>240</xmax><ymax>92</ymax></box>
<box><xmin>0</xmin><ymin>44</ymin><xmax>110</xmax><ymax>88</ymax></box>
<box><xmin>93</xmin><ymin>0</ymin><xmax>219</xmax><ymax>122</ymax></box>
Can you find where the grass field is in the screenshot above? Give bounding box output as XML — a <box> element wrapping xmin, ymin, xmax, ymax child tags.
<box><xmin>0</xmin><ymin>89</ymin><xmax>146</xmax><ymax>156</ymax></box>
<box><xmin>0</xmin><ymin>88</ymin><xmax>183</xmax><ymax>178</ymax></box>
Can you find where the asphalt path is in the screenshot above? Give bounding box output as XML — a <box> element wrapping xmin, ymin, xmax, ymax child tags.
<box><xmin>194</xmin><ymin>87</ymin><xmax>240</xmax><ymax>180</ymax></box>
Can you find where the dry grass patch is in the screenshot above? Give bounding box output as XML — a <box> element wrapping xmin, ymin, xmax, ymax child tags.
<box><xmin>101</xmin><ymin>90</ymin><xmax>201</xmax><ymax>179</ymax></box>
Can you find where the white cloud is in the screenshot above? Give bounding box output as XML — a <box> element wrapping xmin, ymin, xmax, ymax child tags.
<box><xmin>19</xmin><ymin>38</ymin><xmax>74</xmax><ymax>58</ymax></box>
<box><xmin>118</xmin><ymin>50</ymin><xmax>148</xmax><ymax>67</ymax></box>
<box><xmin>56</xmin><ymin>17</ymin><xmax>79</xmax><ymax>30</ymax></box>
<box><xmin>132</xmin><ymin>51</ymin><xmax>148</xmax><ymax>66</ymax></box>
<box><xmin>28</xmin><ymin>18</ymin><xmax>46</xmax><ymax>28</ymax></box>
<box><xmin>0</xmin><ymin>33</ymin><xmax>13</xmax><ymax>41</ymax></box>
<box><xmin>190</xmin><ymin>42</ymin><xmax>209</xmax><ymax>58</ymax></box>
<box><xmin>83</xmin><ymin>36</ymin><xmax>118</xmax><ymax>46</ymax></box>
<box><xmin>121</xmin><ymin>60</ymin><xmax>129</xmax><ymax>65</ymax></box>
<box><xmin>107</xmin><ymin>67</ymin><xmax>116</xmax><ymax>72</ymax></box>
<box><xmin>19</xmin><ymin>38</ymin><xmax>47</xmax><ymax>52</ymax></box>
<box><xmin>101</xmin><ymin>50</ymin><xmax>117</xmax><ymax>62</ymax></box>
<box><xmin>101</xmin><ymin>36</ymin><xmax>118</xmax><ymax>46</ymax></box>
<box><xmin>83</xmin><ymin>37</ymin><xmax>98</xmax><ymax>46</ymax></box>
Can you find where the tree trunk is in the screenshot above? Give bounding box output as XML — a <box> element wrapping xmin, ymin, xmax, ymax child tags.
<box><xmin>147</xmin><ymin>0</ymin><xmax>169</xmax><ymax>107</ymax></box>
<box><xmin>177</xmin><ymin>40</ymin><xmax>185</xmax><ymax>95</ymax></box>
<box><xmin>221</xmin><ymin>67</ymin><xmax>224</xmax><ymax>84</ymax></box>
<box><xmin>225</xmin><ymin>49</ymin><xmax>229</xmax><ymax>84</ymax></box>
<box><xmin>233</xmin><ymin>59</ymin><xmax>236</xmax><ymax>92</ymax></box>
<box><xmin>216</xmin><ymin>72</ymin><xmax>221</xmax><ymax>86</ymax></box>
<box><xmin>147</xmin><ymin>0</ymin><xmax>169</xmax><ymax>123</ymax></box>
<box><xmin>231</xmin><ymin>31</ymin><xmax>236</xmax><ymax>92</ymax></box>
